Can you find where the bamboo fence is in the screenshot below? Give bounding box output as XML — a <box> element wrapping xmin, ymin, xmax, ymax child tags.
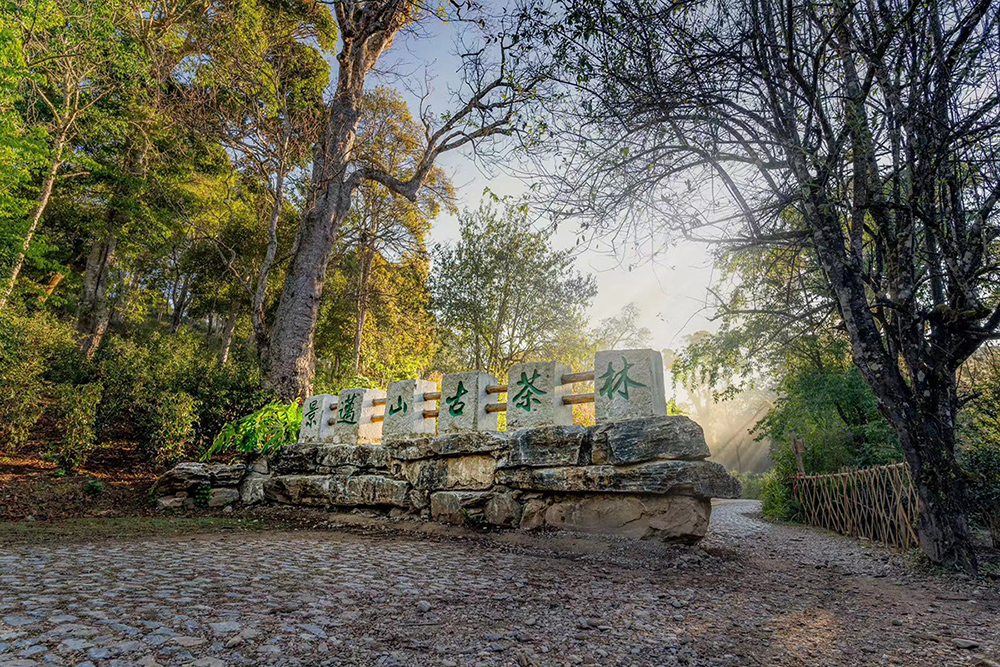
<box><xmin>794</xmin><ymin>462</ymin><xmax>920</xmax><ymax>550</ymax></box>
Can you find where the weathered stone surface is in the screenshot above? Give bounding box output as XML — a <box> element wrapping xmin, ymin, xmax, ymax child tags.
<box><xmin>316</xmin><ymin>444</ymin><xmax>388</xmax><ymax>470</ymax></box>
<box><xmin>156</xmin><ymin>496</ymin><xmax>185</xmax><ymax>510</ymax></box>
<box><xmin>484</xmin><ymin>492</ymin><xmax>522</xmax><ymax>527</ymax></box>
<box><xmin>494</xmin><ymin>460</ymin><xmax>741</xmax><ymax>499</ymax></box>
<box><xmin>154</xmin><ymin>462</ymin><xmax>209</xmax><ymax>495</ymax></box>
<box><xmin>263</xmin><ymin>475</ymin><xmax>340</xmax><ymax>506</ymax></box>
<box><xmin>539</xmin><ymin>494</ymin><xmax>711</xmax><ymax>543</ymax></box>
<box><xmin>248</xmin><ymin>456</ymin><xmax>270</xmax><ymax>474</ymax></box>
<box><xmin>272</xmin><ymin>444</ymin><xmax>321</xmax><ymax>474</ymax></box>
<box><xmin>331</xmin><ymin>388</ymin><xmax>385</xmax><ymax>445</ymax></box>
<box><xmin>590</xmin><ymin>416</ymin><xmax>709</xmax><ymax>465</ymax></box>
<box><xmin>500</xmin><ymin>425</ymin><xmax>590</xmax><ymax>468</ymax></box>
<box><xmin>207</xmin><ymin>464</ymin><xmax>246</xmax><ymax>487</ymax></box>
<box><xmin>594</xmin><ymin>349</ymin><xmax>667</xmax><ymax>423</ymax></box>
<box><xmin>342</xmin><ymin>475</ymin><xmax>410</xmax><ymax>507</ymax></box>
<box><xmin>383</xmin><ymin>379</ymin><xmax>437</xmax><ymax>439</ymax></box>
<box><xmin>506</xmin><ymin>361</ymin><xmax>573</xmax><ymax>430</ymax></box>
<box><xmin>518</xmin><ymin>499</ymin><xmax>550</xmax><ymax>530</ymax></box>
<box><xmin>239</xmin><ymin>472</ymin><xmax>267</xmax><ymax>505</ymax></box>
<box><xmin>438</xmin><ymin>371</ymin><xmax>500</xmax><ymax>433</ymax></box>
<box><xmin>401</xmin><ymin>456</ymin><xmax>496</xmax><ymax>491</ymax></box>
<box><xmin>387</xmin><ymin>432</ymin><xmax>508</xmax><ymax>461</ymax></box>
<box><xmin>207</xmin><ymin>487</ymin><xmax>240</xmax><ymax>507</ymax></box>
<box><xmin>300</xmin><ymin>394</ymin><xmax>336</xmax><ymax>444</ymax></box>
<box><xmin>430</xmin><ymin>491</ymin><xmax>490</xmax><ymax>524</ymax></box>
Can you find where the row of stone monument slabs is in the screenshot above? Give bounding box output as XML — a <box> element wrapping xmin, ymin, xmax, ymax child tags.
<box><xmin>152</xmin><ymin>348</ymin><xmax>740</xmax><ymax>541</ymax></box>
<box><xmin>299</xmin><ymin>349</ymin><xmax>669</xmax><ymax>445</ymax></box>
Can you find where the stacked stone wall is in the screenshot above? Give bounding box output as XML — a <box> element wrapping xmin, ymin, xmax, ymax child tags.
<box><xmin>154</xmin><ymin>415</ymin><xmax>740</xmax><ymax>543</ymax></box>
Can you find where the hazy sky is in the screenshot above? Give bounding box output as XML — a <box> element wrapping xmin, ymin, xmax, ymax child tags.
<box><xmin>361</xmin><ymin>13</ymin><xmax>720</xmax><ymax>353</ymax></box>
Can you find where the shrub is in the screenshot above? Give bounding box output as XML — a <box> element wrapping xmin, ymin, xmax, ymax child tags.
<box><xmin>85</xmin><ymin>479</ymin><xmax>105</xmax><ymax>495</ymax></box>
<box><xmin>761</xmin><ymin>469</ymin><xmax>799</xmax><ymax>521</ymax></box>
<box><xmin>0</xmin><ymin>311</ymin><xmax>79</xmax><ymax>452</ymax></box>
<box><xmin>961</xmin><ymin>441</ymin><xmax>1000</xmax><ymax>548</ymax></box>
<box><xmin>734</xmin><ymin>471</ymin><xmax>765</xmax><ymax>500</ymax></box>
<box><xmin>46</xmin><ymin>383</ymin><xmax>103</xmax><ymax>471</ymax></box>
<box><xmin>203</xmin><ymin>401</ymin><xmax>301</xmax><ymax>459</ymax></box>
<box><xmin>142</xmin><ymin>391</ymin><xmax>197</xmax><ymax>465</ymax></box>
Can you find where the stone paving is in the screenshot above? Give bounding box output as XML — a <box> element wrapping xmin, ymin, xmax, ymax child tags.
<box><xmin>1</xmin><ymin>501</ymin><xmax>998</xmax><ymax>666</ymax></box>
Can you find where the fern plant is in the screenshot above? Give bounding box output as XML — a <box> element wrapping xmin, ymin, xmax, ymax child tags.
<box><xmin>202</xmin><ymin>401</ymin><xmax>301</xmax><ymax>460</ymax></box>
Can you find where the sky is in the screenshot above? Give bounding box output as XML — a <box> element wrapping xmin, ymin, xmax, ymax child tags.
<box><xmin>359</xmin><ymin>11</ymin><xmax>721</xmax><ymax>354</ymax></box>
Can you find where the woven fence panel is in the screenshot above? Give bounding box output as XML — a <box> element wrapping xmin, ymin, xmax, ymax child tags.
<box><xmin>794</xmin><ymin>462</ymin><xmax>920</xmax><ymax>550</ymax></box>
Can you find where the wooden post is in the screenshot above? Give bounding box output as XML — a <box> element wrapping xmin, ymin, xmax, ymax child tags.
<box><xmin>791</xmin><ymin>431</ymin><xmax>806</xmax><ymax>477</ymax></box>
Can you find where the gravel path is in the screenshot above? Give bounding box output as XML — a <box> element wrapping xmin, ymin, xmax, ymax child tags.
<box><xmin>1</xmin><ymin>500</ymin><xmax>998</xmax><ymax>667</ymax></box>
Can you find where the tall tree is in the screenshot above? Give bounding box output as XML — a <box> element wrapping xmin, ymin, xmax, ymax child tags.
<box><xmin>531</xmin><ymin>0</ymin><xmax>1000</xmax><ymax>569</ymax></box>
<box><xmin>264</xmin><ymin>1</ymin><xmax>543</xmax><ymax>399</ymax></box>
<box><xmin>432</xmin><ymin>201</ymin><xmax>596</xmax><ymax>377</ymax></box>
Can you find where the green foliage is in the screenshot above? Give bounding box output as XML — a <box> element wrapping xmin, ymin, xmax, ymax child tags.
<box><xmin>46</xmin><ymin>382</ymin><xmax>103</xmax><ymax>470</ymax></box>
<box><xmin>432</xmin><ymin>200</ymin><xmax>597</xmax><ymax>376</ymax></box>
<box><xmin>760</xmin><ymin>469</ymin><xmax>799</xmax><ymax>521</ymax></box>
<box><xmin>192</xmin><ymin>482</ymin><xmax>212</xmax><ymax>509</ymax></box>
<box><xmin>203</xmin><ymin>401</ymin><xmax>301</xmax><ymax>459</ymax></box>
<box><xmin>142</xmin><ymin>391</ymin><xmax>196</xmax><ymax>465</ymax></box>
<box><xmin>733</xmin><ymin>471</ymin><xmax>764</xmax><ymax>500</ymax></box>
<box><xmin>84</xmin><ymin>479</ymin><xmax>105</xmax><ymax>495</ymax></box>
<box><xmin>0</xmin><ymin>311</ymin><xmax>79</xmax><ymax>451</ymax></box>
<box><xmin>960</xmin><ymin>441</ymin><xmax>1000</xmax><ymax>545</ymax></box>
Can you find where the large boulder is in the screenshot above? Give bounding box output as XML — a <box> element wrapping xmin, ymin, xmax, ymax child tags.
<box><xmin>317</xmin><ymin>444</ymin><xmax>388</xmax><ymax>471</ymax></box>
<box><xmin>430</xmin><ymin>491</ymin><xmax>490</xmax><ymax>524</ymax></box>
<box><xmin>400</xmin><ymin>455</ymin><xmax>496</xmax><ymax>490</ymax></box>
<box><xmin>207</xmin><ymin>463</ymin><xmax>246</xmax><ymax>487</ymax></box>
<box><xmin>342</xmin><ymin>475</ymin><xmax>410</xmax><ymax>507</ymax></box>
<box><xmin>272</xmin><ymin>444</ymin><xmax>322</xmax><ymax>474</ymax></box>
<box><xmin>386</xmin><ymin>432</ymin><xmax>508</xmax><ymax>461</ymax></box>
<box><xmin>154</xmin><ymin>462</ymin><xmax>210</xmax><ymax>495</ymax></box>
<box><xmin>499</xmin><ymin>425</ymin><xmax>591</xmax><ymax>468</ymax></box>
<box><xmin>590</xmin><ymin>416</ymin><xmax>710</xmax><ymax>465</ymax></box>
<box><xmin>494</xmin><ymin>460</ymin><xmax>741</xmax><ymax>499</ymax></box>
<box><xmin>239</xmin><ymin>472</ymin><xmax>267</xmax><ymax>505</ymax></box>
<box><xmin>263</xmin><ymin>475</ymin><xmax>341</xmax><ymax>506</ymax></box>
<box><xmin>535</xmin><ymin>494</ymin><xmax>711</xmax><ymax>543</ymax></box>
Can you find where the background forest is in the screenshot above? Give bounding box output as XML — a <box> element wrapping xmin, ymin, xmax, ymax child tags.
<box><xmin>1</xmin><ymin>0</ymin><xmax>999</xmax><ymax>567</ymax></box>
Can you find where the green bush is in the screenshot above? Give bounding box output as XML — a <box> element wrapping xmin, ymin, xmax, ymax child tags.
<box><xmin>203</xmin><ymin>401</ymin><xmax>301</xmax><ymax>459</ymax></box>
<box><xmin>0</xmin><ymin>311</ymin><xmax>80</xmax><ymax>452</ymax></box>
<box><xmin>84</xmin><ymin>479</ymin><xmax>106</xmax><ymax>495</ymax></box>
<box><xmin>761</xmin><ymin>469</ymin><xmax>799</xmax><ymax>521</ymax></box>
<box><xmin>734</xmin><ymin>471</ymin><xmax>765</xmax><ymax>500</ymax></box>
<box><xmin>142</xmin><ymin>391</ymin><xmax>197</xmax><ymax>465</ymax></box>
<box><xmin>961</xmin><ymin>441</ymin><xmax>1000</xmax><ymax>548</ymax></box>
<box><xmin>46</xmin><ymin>383</ymin><xmax>103</xmax><ymax>470</ymax></box>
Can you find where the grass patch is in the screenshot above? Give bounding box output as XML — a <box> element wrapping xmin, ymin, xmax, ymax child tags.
<box><xmin>0</xmin><ymin>516</ymin><xmax>272</xmax><ymax>545</ymax></box>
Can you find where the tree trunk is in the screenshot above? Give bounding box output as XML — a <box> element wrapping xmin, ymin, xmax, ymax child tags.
<box><xmin>351</xmin><ymin>247</ymin><xmax>375</xmax><ymax>374</ymax></box>
<box><xmin>77</xmin><ymin>232</ymin><xmax>118</xmax><ymax>359</ymax></box>
<box><xmin>0</xmin><ymin>132</ymin><xmax>66</xmax><ymax>312</ymax></box>
<box><xmin>170</xmin><ymin>276</ymin><xmax>190</xmax><ymax>333</ymax></box>
<box><xmin>264</xmin><ymin>85</ymin><xmax>365</xmax><ymax>400</ymax></box>
<box><xmin>36</xmin><ymin>271</ymin><xmax>65</xmax><ymax>305</ymax></box>
<box><xmin>219</xmin><ymin>302</ymin><xmax>239</xmax><ymax>366</ymax></box>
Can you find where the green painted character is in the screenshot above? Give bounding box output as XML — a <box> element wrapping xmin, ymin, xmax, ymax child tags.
<box><xmin>303</xmin><ymin>398</ymin><xmax>320</xmax><ymax>428</ymax></box>
<box><xmin>337</xmin><ymin>393</ymin><xmax>359</xmax><ymax>424</ymax></box>
<box><xmin>512</xmin><ymin>369</ymin><xmax>546</xmax><ymax>412</ymax></box>
<box><xmin>388</xmin><ymin>395</ymin><xmax>408</xmax><ymax>416</ymax></box>
<box><xmin>445</xmin><ymin>381</ymin><xmax>468</xmax><ymax>416</ymax></box>
<box><xmin>598</xmin><ymin>357</ymin><xmax>646</xmax><ymax>400</ymax></box>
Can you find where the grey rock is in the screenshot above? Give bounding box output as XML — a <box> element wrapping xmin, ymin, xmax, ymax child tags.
<box><xmin>400</xmin><ymin>456</ymin><xmax>495</xmax><ymax>491</ymax></box>
<box><xmin>430</xmin><ymin>491</ymin><xmax>490</xmax><ymax>524</ymax></box>
<box><xmin>484</xmin><ymin>492</ymin><xmax>522</xmax><ymax>527</ymax></box>
<box><xmin>208</xmin><ymin>622</ymin><xmax>241</xmax><ymax>635</ymax></box>
<box><xmin>341</xmin><ymin>476</ymin><xmax>410</xmax><ymax>508</ymax></box>
<box><xmin>207</xmin><ymin>463</ymin><xmax>246</xmax><ymax>487</ymax></box>
<box><xmin>416</xmin><ymin>601</ymin><xmax>432</xmax><ymax>613</ymax></box>
<box><xmin>153</xmin><ymin>463</ymin><xmax>210</xmax><ymax>495</ymax></box>
<box><xmin>539</xmin><ymin>493</ymin><xmax>712</xmax><ymax>543</ymax></box>
<box><xmin>207</xmin><ymin>487</ymin><xmax>240</xmax><ymax>508</ymax></box>
<box><xmin>494</xmin><ymin>460</ymin><xmax>741</xmax><ymax>499</ymax></box>
<box><xmin>386</xmin><ymin>432</ymin><xmax>508</xmax><ymax>461</ymax></box>
<box><xmin>316</xmin><ymin>444</ymin><xmax>388</xmax><ymax>470</ymax></box>
<box><xmin>263</xmin><ymin>475</ymin><xmax>340</xmax><ymax>506</ymax></box>
<box><xmin>238</xmin><ymin>472</ymin><xmax>267</xmax><ymax>505</ymax></box>
<box><xmin>272</xmin><ymin>444</ymin><xmax>322</xmax><ymax>474</ymax></box>
<box><xmin>500</xmin><ymin>425</ymin><xmax>590</xmax><ymax>468</ymax></box>
<box><xmin>590</xmin><ymin>416</ymin><xmax>710</xmax><ymax>465</ymax></box>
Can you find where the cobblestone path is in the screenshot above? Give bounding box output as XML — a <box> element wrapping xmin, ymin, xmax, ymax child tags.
<box><xmin>1</xmin><ymin>501</ymin><xmax>998</xmax><ymax>666</ymax></box>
